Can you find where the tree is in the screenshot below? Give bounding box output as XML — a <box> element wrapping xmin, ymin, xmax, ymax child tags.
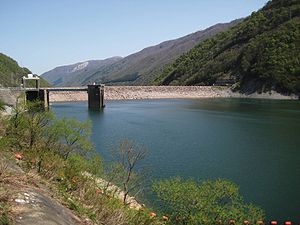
<box><xmin>4</xmin><ymin>101</ymin><xmax>94</xmax><ymax>174</ymax></box>
<box><xmin>5</xmin><ymin>101</ymin><xmax>53</xmax><ymax>151</ymax></box>
<box><xmin>108</xmin><ymin>139</ymin><xmax>148</xmax><ymax>205</ymax></box>
<box><xmin>155</xmin><ymin>0</ymin><xmax>300</xmax><ymax>95</ymax></box>
<box><xmin>48</xmin><ymin>118</ymin><xmax>92</xmax><ymax>159</ymax></box>
<box><xmin>26</xmin><ymin>108</ymin><xmax>53</xmax><ymax>149</ymax></box>
<box><xmin>152</xmin><ymin>178</ymin><xmax>265</xmax><ymax>225</ymax></box>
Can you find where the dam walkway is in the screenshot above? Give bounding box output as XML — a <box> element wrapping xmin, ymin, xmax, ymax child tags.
<box><xmin>1</xmin><ymin>85</ymin><xmax>105</xmax><ymax>110</ymax></box>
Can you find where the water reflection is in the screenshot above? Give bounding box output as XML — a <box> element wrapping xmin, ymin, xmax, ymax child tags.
<box><xmin>52</xmin><ymin>99</ymin><xmax>300</xmax><ymax>221</ymax></box>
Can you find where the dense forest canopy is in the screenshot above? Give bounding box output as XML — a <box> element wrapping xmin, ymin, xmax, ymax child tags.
<box><xmin>0</xmin><ymin>53</ymin><xmax>31</xmax><ymax>87</ymax></box>
<box><xmin>0</xmin><ymin>53</ymin><xmax>48</xmax><ymax>87</ymax></box>
<box><xmin>155</xmin><ymin>0</ymin><xmax>300</xmax><ymax>95</ymax></box>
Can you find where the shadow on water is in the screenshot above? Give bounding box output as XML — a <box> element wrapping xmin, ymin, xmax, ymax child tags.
<box><xmin>88</xmin><ymin>108</ymin><xmax>105</xmax><ymax>116</ymax></box>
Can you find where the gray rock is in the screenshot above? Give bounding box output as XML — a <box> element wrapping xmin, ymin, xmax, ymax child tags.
<box><xmin>13</xmin><ymin>188</ymin><xmax>82</xmax><ymax>225</ymax></box>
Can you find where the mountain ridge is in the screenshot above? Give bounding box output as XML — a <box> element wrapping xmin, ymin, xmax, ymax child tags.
<box><xmin>0</xmin><ymin>53</ymin><xmax>48</xmax><ymax>87</ymax></box>
<box><xmin>41</xmin><ymin>57</ymin><xmax>122</xmax><ymax>86</ymax></box>
<box><xmin>0</xmin><ymin>53</ymin><xmax>31</xmax><ymax>87</ymax></box>
<box><xmin>84</xmin><ymin>19</ymin><xmax>242</xmax><ymax>86</ymax></box>
<box><xmin>155</xmin><ymin>0</ymin><xmax>300</xmax><ymax>95</ymax></box>
<box><xmin>41</xmin><ymin>19</ymin><xmax>241</xmax><ymax>86</ymax></box>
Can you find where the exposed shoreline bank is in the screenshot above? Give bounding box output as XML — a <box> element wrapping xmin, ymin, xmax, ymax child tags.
<box><xmin>48</xmin><ymin>86</ymin><xmax>298</xmax><ymax>102</ymax></box>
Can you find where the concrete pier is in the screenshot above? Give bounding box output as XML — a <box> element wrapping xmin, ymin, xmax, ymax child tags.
<box><xmin>25</xmin><ymin>89</ymin><xmax>49</xmax><ymax>109</ymax></box>
<box><xmin>23</xmin><ymin>85</ymin><xmax>105</xmax><ymax>110</ymax></box>
<box><xmin>39</xmin><ymin>89</ymin><xmax>49</xmax><ymax>109</ymax></box>
<box><xmin>87</xmin><ymin>84</ymin><xmax>105</xmax><ymax>110</ymax></box>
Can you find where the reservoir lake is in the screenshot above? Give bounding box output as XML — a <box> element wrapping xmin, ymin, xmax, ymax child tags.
<box><xmin>52</xmin><ymin>98</ymin><xmax>300</xmax><ymax>221</ymax></box>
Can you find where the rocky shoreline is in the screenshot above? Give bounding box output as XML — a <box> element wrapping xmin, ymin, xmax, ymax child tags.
<box><xmin>48</xmin><ymin>86</ymin><xmax>298</xmax><ymax>102</ymax></box>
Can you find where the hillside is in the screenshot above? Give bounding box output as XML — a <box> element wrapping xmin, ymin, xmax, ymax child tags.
<box><xmin>41</xmin><ymin>57</ymin><xmax>122</xmax><ymax>86</ymax></box>
<box><xmin>155</xmin><ymin>0</ymin><xmax>300</xmax><ymax>95</ymax></box>
<box><xmin>42</xmin><ymin>20</ymin><xmax>240</xmax><ymax>86</ymax></box>
<box><xmin>86</xmin><ymin>20</ymin><xmax>241</xmax><ymax>86</ymax></box>
<box><xmin>0</xmin><ymin>53</ymin><xmax>48</xmax><ymax>87</ymax></box>
<box><xmin>0</xmin><ymin>53</ymin><xmax>31</xmax><ymax>87</ymax></box>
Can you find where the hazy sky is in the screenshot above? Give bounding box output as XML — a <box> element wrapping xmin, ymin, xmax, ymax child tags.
<box><xmin>0</xmin><ymin>0</ymin><xmax>268</xmax><ymax>74</ymax></box>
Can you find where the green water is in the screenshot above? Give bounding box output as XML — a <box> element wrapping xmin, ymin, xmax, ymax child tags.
<box><xmin>52</xmin><ymin>98</ymin><xmax>300</xmax><ymax>221</ymax></box>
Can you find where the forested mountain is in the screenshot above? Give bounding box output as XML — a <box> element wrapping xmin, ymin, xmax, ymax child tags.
<box><xmin>155</xmin><ymin>0</ymin><xmax>300</xmax><ymax>94</ymax></box>
<box><xmin>84</xmin><ymin>20</ymin><xmax>241</xmax><ymax>86</ymax></box>
<box><xmin>41</xmin><ymin>20</ymin><xmax>240</xmax><ymax>86</ymax></box>
<box><xmin>0</xmin><ymin>53</ymin><xmax>48</xmax><ymax>87</ymax></box>
<box><xmin>41</xmin><ymin>57</ymin><xmax>122</xmax><ymax>86</ymax></box>
<box><xmin>0</xmin><ymin>53</ymin><xmax>31</xmax><ymax>87</ymax></box>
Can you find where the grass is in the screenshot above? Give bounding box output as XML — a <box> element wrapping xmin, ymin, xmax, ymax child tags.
<box><xmin>0</xmin><ymin>101</ymin><xmax>168</xmax><ymax>225</ymax></box>
<box><xmin>0</xmin><ymin>100</ymin><xmax>5</xmax><ymax>111</ymax></box>
<box><xmin>0</xmin><ymin>213</ymin><xmax>10</xmax><ymax>225</ymax></box>
<box><xmin>0</xmin><ymin>149</ymin><xmax>165</xmax><ymax>225</ymax></box>
<box><xmin>0</xmin><ymin>190</ymin><xmax>10</xmax><ymax>225</ymax></box>
<box><xmin>0</xmin><ymin>160</ymin><xmax>12</xmax><ymax>225</ymax></box>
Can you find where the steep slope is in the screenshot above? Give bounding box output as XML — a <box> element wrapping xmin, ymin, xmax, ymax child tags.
<box><xmin>0</xmin><ymin>53</ymin><xmax>49</xmax><ymax>87</ymax></box>
<box><xmin>73</xmin><ymin>19</ymin><xmax>241</xmax><ymax>86</ymax></box>
<box><xmin>41</xmin><ymin>57</ymin><xmax>122</xmax><ymax>86</ymax></box>
<box><xmin>155</xmin><ymin>0</ymin><xmax>300</xmax><ymax>95</ymax></box>
<box><xmin>0</xmin><ymin>53</ymin><xmax>31</xmax><ymax>87</ymax></box>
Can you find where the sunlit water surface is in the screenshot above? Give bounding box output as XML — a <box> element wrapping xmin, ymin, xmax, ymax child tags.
<box><xmin>52</xmin><ymin>98</ymin><xmax>300</xmax><ymax>221</ymax></box>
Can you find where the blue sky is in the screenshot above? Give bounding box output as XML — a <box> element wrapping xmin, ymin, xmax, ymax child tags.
<box><xmin>0</xmin><ymin>0</ymin><xmax>268</xmax><ymax>74</ymax></box>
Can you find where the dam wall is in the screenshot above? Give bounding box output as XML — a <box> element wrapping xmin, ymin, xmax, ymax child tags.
<box><xmin>49</xmin><ymin>86</ymin><xmax>233</xmax><ymax>102</ymax></box>
<box><xmin>2</xmin><ymin>86</ymin><xmax>295</xmax><ymax>105</ymax></box>
<box><xmin>49</xmin><ymin>86</ymin><xmax>297</xmax><ymax>102</ymax></box>
<box><xmin>0</xmin><ymin>88</ymin><xmax>22</xmax><ymax>106</ymax></box>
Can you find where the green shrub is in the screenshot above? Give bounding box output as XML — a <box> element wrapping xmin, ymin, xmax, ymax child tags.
<box><xmin>156</xmin><ymin>0</ymin><xmax>300</xmax><ymax>95</ymax></box>
<box><xmin>0</xmin><ymin>213</ymin><xmax>10</xmax><ymax>225</ymax></box>
<box><xmin>153</xmin><ymin>177</ymin><xmax>265</xmax><ymax>225</ymax></box>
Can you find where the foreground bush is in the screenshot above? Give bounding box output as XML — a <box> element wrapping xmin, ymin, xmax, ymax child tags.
<box><xmin>1</xmin><ymin>101</ymin><xmax>265</xmax><ymax>224</ymax></box>
<box><xmin>0</xmin><ymin>101</ymin><xmax>165</xmax><ymax>225</ymax></box>
<box><xmin>153</xmin><ymin>177</ymin><xmax>265</xmax><ymax>225</ymax></box>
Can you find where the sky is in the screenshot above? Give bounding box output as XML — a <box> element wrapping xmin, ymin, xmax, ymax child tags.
<box><xmin>0</xmin><ymin>0</ymin><xmax>268</xmax><ymax>74</ymax></box>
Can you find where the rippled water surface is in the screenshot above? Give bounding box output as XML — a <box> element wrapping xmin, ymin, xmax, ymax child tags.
<box><xmin>52</xmin><ymin>98</ymin><xmax>300</xmax><ymax>221</ymax></box>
